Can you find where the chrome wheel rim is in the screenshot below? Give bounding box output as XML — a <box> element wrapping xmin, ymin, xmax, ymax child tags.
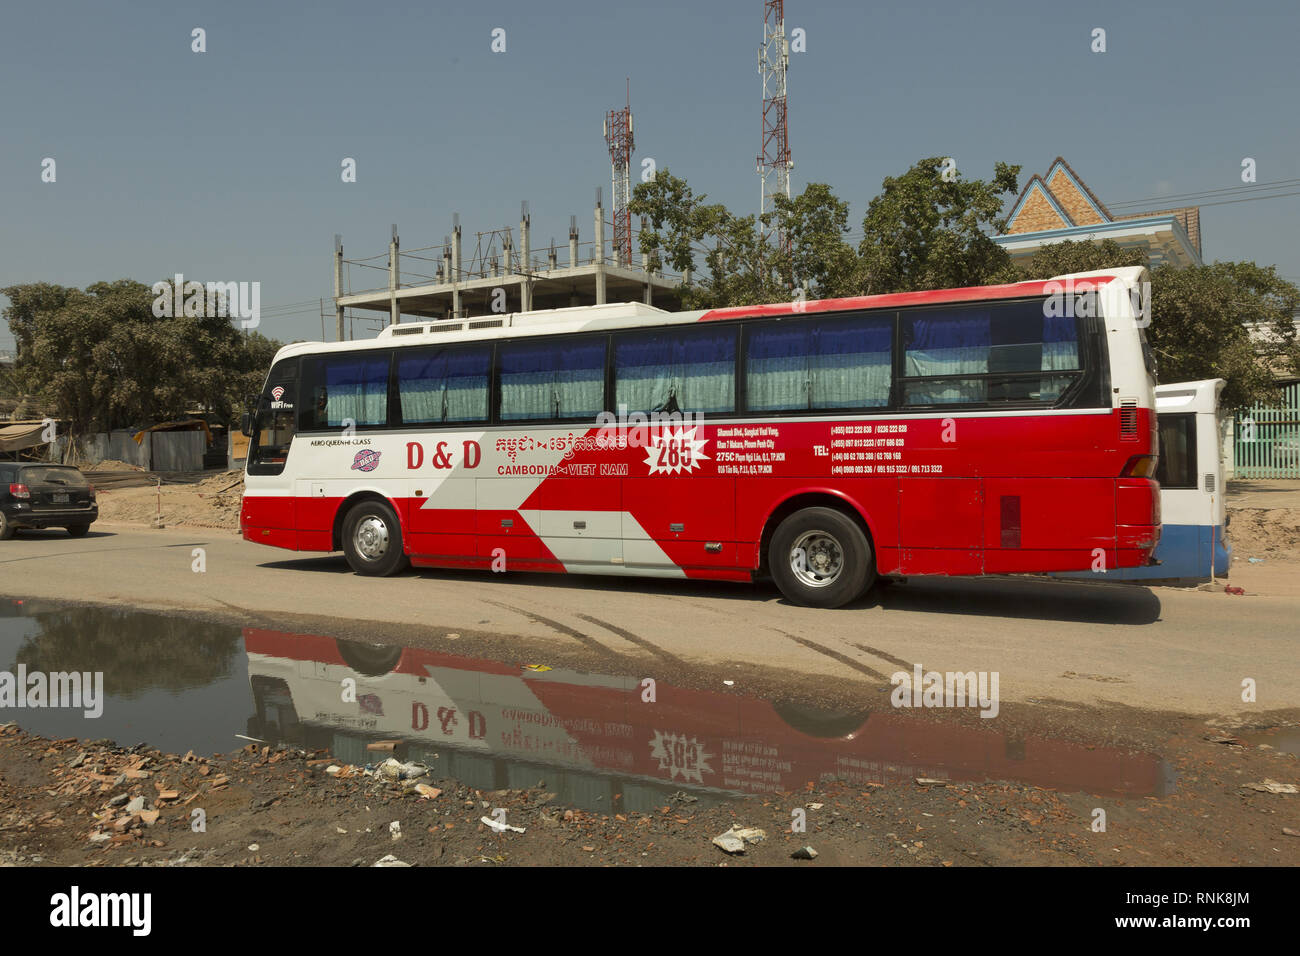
<box><xmin>790</xmin><ymin>530</ymin><xmax>844</xmax><ymax>588</ymax></box>
<box><xmin>354</xmin><ymin>515</ymin><xmax>390</xmax><ymax>560</ymax></box>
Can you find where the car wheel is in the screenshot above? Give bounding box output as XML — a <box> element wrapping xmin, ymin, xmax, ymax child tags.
<box><xmin>342</xmin><ymin>499</ymin><xmax>409</xmax><ymax>576</ymax></box>
<box><xmin>66</xmin><ymin>524</ymin><xmax>90</xmax><ymax>538</ymax></box>
<box><xmin>770</xmin><ymin>506</ymin><xmax>873</xmax><ymax>608</ymax></box>
<box><xmin>0</xmin><ymin>512</ymin><xmax>13</xmax><ymax>540</ymax></box>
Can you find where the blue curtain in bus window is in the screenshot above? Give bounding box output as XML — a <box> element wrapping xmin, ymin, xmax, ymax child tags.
<box><xmin>322</xmin><ymin>357</ymin><xmax>388</xmax><ymax>426</ymax></box>
<box><xmin>1039</xmin><ymin>314</ymin><xmax>1079</xmax><ymax>401</ymax></box>
<box><xmin>904</xmin><ymin>312</ymin><xmax>991</xmax><ymax>404</ymax></box>
<box><xmin>615</xmin><ymin>326</ymin><xmax>735</xmax><ymax>415</ymax></box>
<box><xmin>398</xmin><ymin>347</ymin><xmax>489</xmax><ymax>423</ymax></box>
<box><xmin>499</xmin><ymin>338</ymin><xmax>605</xmax><ymax>420</ymax></box>
<box><xmin>748</xmin><ymin>318</ymin><xmax>892</xmax><ymax>411</ymax></box>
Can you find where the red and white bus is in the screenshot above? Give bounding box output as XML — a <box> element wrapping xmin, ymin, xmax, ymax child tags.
<box><xmin>241</xmin><ymin>267</ymin><xmax>1160</xmax><ymax>608</ymax></box>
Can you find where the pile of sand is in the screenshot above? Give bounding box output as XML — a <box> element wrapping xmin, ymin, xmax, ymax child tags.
<box><xmin>1226</xmin><ymin>507</ymin><xmax>1300</xmax><ymax>560</ymax></box>
<box><xmin>91</xmin><ymin>459</ymin><xmax>147</xmax><ymax>472</ymax></box>
<box><xmin>96</xmin><ymin>470</ymin><xmax>244</xmax><ymax>530</ymax></box>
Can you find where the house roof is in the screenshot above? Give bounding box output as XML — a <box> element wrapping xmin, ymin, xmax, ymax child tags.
<box><xmin>1001</xmin><ymin>158</ymin><xmax>1202</xmax><ymax>265</ymax></box>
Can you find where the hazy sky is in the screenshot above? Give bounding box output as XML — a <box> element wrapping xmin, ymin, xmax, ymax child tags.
<box><xmin>2</xmin><ymin>0</ymin><xmax>1297</xmax><ymax>350</ymax></box>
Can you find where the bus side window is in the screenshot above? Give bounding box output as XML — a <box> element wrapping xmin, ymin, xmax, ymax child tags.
<box><xmin>301</xmin><ymin>354</ymin><xmax>390</xmax><ymax>430</ymax></box>
<box><xmin>746</xmin><ymin>315</ymin><xmax>892</xmax><ymax>412</ymax></box>
<box><xmin>498</xmin><ymin>336</ymin><xmax>606</xmax><ymax>422</ymax></box>
<box><xmin>901</xmin><ymin>301</ymin><xmax>1082</xmax><ymax>406</ymax></box>
<box><xmin>614</xmin><ymin>325</ymin><xmax>736</xmax><ymax>416</ymax></box>
<box><xmin>397</xmin><ymin>345</ymin><xmax>491</xmax><ymax>425</ymax></box>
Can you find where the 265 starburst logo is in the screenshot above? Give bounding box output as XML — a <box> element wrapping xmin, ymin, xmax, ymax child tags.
<box><xmin>644</xmin><ymin>427</ymin><xmax>709</xmax><ymax>475</ymax></box>
<box><xmin>649</xmin><ymin>730</ymin><xmax>713</xmax><ymax>783</ymax></box>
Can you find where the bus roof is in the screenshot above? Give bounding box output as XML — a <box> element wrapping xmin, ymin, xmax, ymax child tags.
<box><xmin>272</xmin><ymin>266</ymin><xmax>1145</xmax><ymax>364</ymax></box>
<box><xmin>1154</xmin><ymin>379</ymin><xmax>1226</xmax><ymax>414</ymax></box>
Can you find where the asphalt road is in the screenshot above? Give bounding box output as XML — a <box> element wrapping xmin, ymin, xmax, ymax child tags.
<box><xmin>2</xmin><ymin>522</ymin><xmax>1296</xmax><ymax>716</ymax></box>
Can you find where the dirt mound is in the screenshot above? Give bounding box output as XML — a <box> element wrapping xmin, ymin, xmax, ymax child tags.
<box><xmin>90</xmin><ymin>459</ymin><xmax>147</xmax><ymax>472</ymax></box>
<box><xmin>1227</xmin><ymin>507</ymin><xmax>1300</xmax><ymax>559</ymax></box>
<box><xmin>96</xmin><ymin>470</ymin><xmax>243</xmax><ymax>530</ymax></box>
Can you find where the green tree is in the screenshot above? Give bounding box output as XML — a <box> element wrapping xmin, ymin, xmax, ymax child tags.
<box><xmin>632</xmin><ymin>161</ymin><xmax>1023</xmax><ymax>308</ymax></box>
<box><xmin>2</xmin><ymin>279</ymin><xmax>283</xmax><ymax>433</ymax></box>
<box><xmin>1018</xmin><ymin>240</ymin><xmax>1300</xmax><ymax>408</ymax></box>
<box><xmin>1020</xmin><ymin>238</ymin><xmax>1149</xmax><ymax>278</ymax></box>
<box><xmin>768</xmin><ymin>183</ymin><xmax>859</xmax><ymax>300</ymax></box>
<box><xmin>857</xmin><ymin>157</ymin><xmax>1022</xmax><ymax>294</ymax></box>
<box><xmin>1149</xmin><ymin>262</ymin><xmax>1300</xmax><ymax>408</ymax></box>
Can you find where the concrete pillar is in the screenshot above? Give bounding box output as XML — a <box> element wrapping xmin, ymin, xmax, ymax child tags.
<box><xmin>594</xmin><ymin>194</ymin><xmax>606</xmax><ymax>305</ymax></box>
<box><xmin>568</xmin><ymin>215</ymin><xmax>578</xmax><ymax>269</ymax></box>
<box><xmin>388</xmin><ymin>224</ymin><xmax>400</xmax><ymax>326</ymax></box>
<box><xmin>333</xmin><ymin>234</ymin><xmax>345</xmax><ymax>342</ymax></box>
<box><xmin>451</xmin><ymin>214</ymin><xmax>462</xmax><ymax>319</ymax></box>
<box><xmin>520</xmin><ymin>203</ymin><xmax>531</xmax><ymax>312</ymax></box>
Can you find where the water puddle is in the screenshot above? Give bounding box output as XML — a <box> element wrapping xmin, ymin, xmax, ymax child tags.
<box><xmin>1237</xmin><ymin>728</ymin><xmax>1300</xmax><ymax>757</ymax></box>
<box><xmin>1</xmin><ymin>598</ymin><xmax>1175</xmax><ymax>811</ymax></box>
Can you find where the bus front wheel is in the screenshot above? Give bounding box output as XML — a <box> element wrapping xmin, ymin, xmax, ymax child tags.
<box><xmin>770</xmin><ymin>507</ymin><xmax>873</xmax><ymax>609</ymax></box>
<box><xmin>342</xmin><ymin>500</ymin><xmax>409</xmax><ymax>576</ymax></box>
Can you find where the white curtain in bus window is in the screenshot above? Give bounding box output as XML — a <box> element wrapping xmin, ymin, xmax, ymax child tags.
<box><xmin>314</xmin><ymin>356</ymin><xmax>388</xmax><ymax>427</ymax></box>
<box><xmin>747</xmin><ymin>316</ymin><xmax>892</xmax><ymax>411</ymax></box>
<box><xmin>499</xmin><ymin>337</ymin><xmax>606</xmax><ymax>421</ymax></box>
<box><xmin>614</xmin><ymin>326</ymin><xmax>735</xmax><ymax>415</ymax></box>
<box><xmin>904</xmin><ymin>305</ymin><xmax>1081</xmax><ymax>404</ymax></box>
<box><xmin>398</xmin><ymin>347</ymin><xmax>490</xmax><ymax>424</ymax></box>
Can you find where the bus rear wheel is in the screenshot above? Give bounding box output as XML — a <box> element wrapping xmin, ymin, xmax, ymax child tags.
<box><xmin>342</xmin><ymin>500</ymin><xmax>409</xmax><ymax>576</ymax></box>
<box><xmin>770</xmin><ymin>507</ymin><xmax>873</xmax><ymax>608</ymax></box>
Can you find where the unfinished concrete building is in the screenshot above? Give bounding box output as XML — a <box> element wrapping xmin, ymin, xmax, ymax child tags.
<box><xmin>331</xmin><ymin>195</ymin><xmax>684</xmax><ymax>340</ymax></box>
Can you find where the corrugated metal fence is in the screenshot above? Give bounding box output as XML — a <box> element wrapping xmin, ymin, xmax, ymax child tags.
<box><xmin>1234</xmin><ymin>382</ymin><xmax>1300</xmax><ymax>478</ymax></box>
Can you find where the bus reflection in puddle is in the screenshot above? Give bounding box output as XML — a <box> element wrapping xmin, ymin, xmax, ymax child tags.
<box><xmin>245</xmin><ymin>628</ymin><xmax>1176</xmax><ymax>814</ymax></box>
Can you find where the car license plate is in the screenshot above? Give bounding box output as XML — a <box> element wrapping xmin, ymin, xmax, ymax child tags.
<box><xmin>52</xmin><ymin>493</ymin><xmax>69</xmax><ymax>504</ymax></box>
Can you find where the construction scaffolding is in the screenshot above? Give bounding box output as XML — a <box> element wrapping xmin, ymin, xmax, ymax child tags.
<box><xmin>332</xmin><ymin>195</ymin><xmax>683</xmax><ymax>338</ymax></box>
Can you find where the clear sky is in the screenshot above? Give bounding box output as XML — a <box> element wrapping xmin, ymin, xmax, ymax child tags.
<box><xmin>2</xmin><ymin>0</ymin><xmax>1297</xmax><ymax>350</ymax></box>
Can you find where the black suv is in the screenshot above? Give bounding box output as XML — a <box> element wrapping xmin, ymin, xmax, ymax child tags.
<box><xmin>0</xmin><ymin>464</ymin><xmax>99</xmax><ymax>539</ymax></box>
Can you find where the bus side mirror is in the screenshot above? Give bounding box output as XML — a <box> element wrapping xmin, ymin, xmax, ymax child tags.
<box><xmin>240</xmin><ymin>412</ymin><xmax>254</xmax><ymax>438</ymax></box>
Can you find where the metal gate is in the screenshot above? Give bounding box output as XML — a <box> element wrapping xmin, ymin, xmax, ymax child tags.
<box><xmin>1234</xmin><ymin>383</ymin><xmax>1300</xmax><ymax>478</ymax></box>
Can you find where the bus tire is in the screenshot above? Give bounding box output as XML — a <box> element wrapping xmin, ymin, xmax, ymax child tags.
<box><xmin>770</xmin><ymin>507</ymin><xmax>873</xmax><ymax>608</ymax></box>
<box><xmin>342</xmin><ymin>499</ymin><xmax>409</xmax><ymax>576</ymax></box>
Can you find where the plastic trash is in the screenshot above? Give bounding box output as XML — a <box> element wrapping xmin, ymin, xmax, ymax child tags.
<box><xmin>481</xmin><ymin>815</ymin><xmax>525</xmax><ymax>833</ymax></box>
<box><xmin>378</xmin><ymin>758</ymin><xmax>429</xmax><ymax>781</ymax></box>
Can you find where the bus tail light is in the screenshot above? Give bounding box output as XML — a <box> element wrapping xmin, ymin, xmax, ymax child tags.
<box><xmin>8</xmin><ymin>483</ymin><xmax>30</xmax><ymax>499</ymax></box>
<box><xmin>1121</xmin><ymin>455</ymin><xmax>1158</xmax><ymax>478</ymax></box>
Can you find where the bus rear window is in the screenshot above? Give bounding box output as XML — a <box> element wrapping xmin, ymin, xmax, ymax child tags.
<box><xmin>1155</xmin><ymin>413</ymin><xmax>1196</xmax><ymax>489</ymax></box>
